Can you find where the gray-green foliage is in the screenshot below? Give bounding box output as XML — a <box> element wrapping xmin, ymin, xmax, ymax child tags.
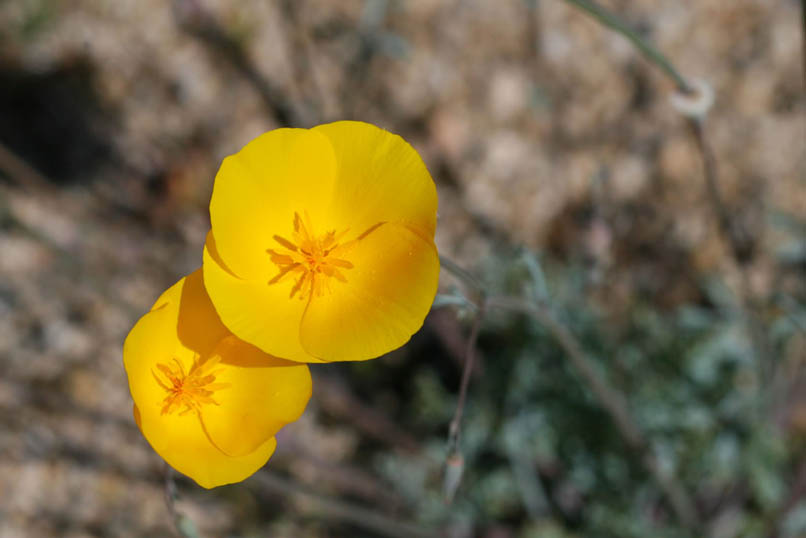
<box><xmin>372</xmin><ymin>241</ymin><xmax>803</xmax><ymax>537</ymax></box>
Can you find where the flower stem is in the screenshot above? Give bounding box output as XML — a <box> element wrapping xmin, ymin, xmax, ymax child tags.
<box><xmin>163</xmin><ymin>463</ymin><xmax>201</xmax><ymax>538</ymax></box>
<box><xmin>447</xmin><ymin>298</ymin><xmax>486</xmax><ymax>452</ymax></box>
<box><xmin>562</xmin><ymin>0</ymin><xmax>692</xmax><ymax>92</ymax></box>
<box><xmin>443</xmin><ymin>297</ymin><xmax>486</xmax><ymax>502</ymax></box>
<box><xmin>439</xmin><ymin>256</ymin><xmax>487</xmax><ymax>502</ymax></box>
<box><xmin>439</xmin><ymin>255</ymin><xmax>486</xmax><ymax>296</ymax></box>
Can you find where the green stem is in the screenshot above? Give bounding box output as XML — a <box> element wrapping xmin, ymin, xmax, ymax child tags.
<box><xmin>439</xmin><ymin>255</ymin><xmax>486</xmax><ymax>296</ymax></box>
<box><xmin>563</xmin><ymin>0</ymin><xmax>691</xmax><ymax>92</ymax></box>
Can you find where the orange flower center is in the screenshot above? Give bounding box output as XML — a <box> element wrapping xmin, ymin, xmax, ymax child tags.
<box><xmin>267</xmin><ymin>212</ymin><xmax>359</xmax><ymax>301</ymax></box>
<box><xmin>152</xmin><ymin>356</ymin><xmax>230</xmax><ymax>416</ymax></box>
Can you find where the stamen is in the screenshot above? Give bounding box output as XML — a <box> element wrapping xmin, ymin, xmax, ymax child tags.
<box><xmin>268</xmin><ymin>263</ymin><xmax>300</xmax><ymax>284</ymax></box>
<box><xmin>267</xmin><ymin>213</ymin><xmax>379</xmax><ymax>301</ymax></box>
<box><xmin>289</xmin><ymin>272</ymin><xmax>308</xmax><ymax>299</ymax></box>
<box><xmin>273</xmin><ymin>235</ymin><xmax>298</xmax><ymax>252</ymax></box>
<box><xmin>152</xmin><ymin>355</ymin><xmax>230</xmax><ymax>416</ymax></box>
<box><xmin>329</xmin><ymin>258</ymin><xmax>354</xmax><ymax>269</ymax></box>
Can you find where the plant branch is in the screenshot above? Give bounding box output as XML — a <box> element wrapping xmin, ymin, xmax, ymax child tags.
<box><xmin>690</xmin><ymin>117</ymin><xmax>773</xmax><ymax>393</ymax></box>
<box><xmin>439</xmin><ymin>255</ymin><xmax>486</xmax><ymax>297</ymax></box>
<box><xmin>253</xmin><ymin>472</ymin><xmax>438</xmax><ymax>538</ymax></box>
<box><xmin>439</xmin><ymin>256</ymin><xmax>487</xmax><ymax>501</ymax></box>
<box><xmin>563</xmin><ymin>0</ymin><xmax>751</xmax><ymax>269</ymax></box>
<box><xmin>689</xmin><ymin>118</ymin><xmax>755</xmax><ymax>265</ymax></box>
<box><xmin>0</xmin><ymin>140</ymin><xmax>51</xmax><ymax>191</ymax></box>
<box><xmin>562</xmin><ymin>0</ymin><xmax>691</xmax><ymax>92</ymax></box>
<box><xmin>563</xmin><ymin>0</ymin><xmax>777</xmax><ymax>440</ymax></box>
<box><xmin>447</xmin><ymin>298</ymin><xmax>487</xmax><ymax>452</ymax></box>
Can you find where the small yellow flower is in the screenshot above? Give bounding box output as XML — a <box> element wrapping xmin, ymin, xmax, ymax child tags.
<box><xmin>123</xmin><ymin>269</ymin><xmax>312</xmax><ymax>488</ymax></box>
<box><xmin>203</xmin><ymin>121</ymin><xmax>439</xmax><ymax>363</ymax></box>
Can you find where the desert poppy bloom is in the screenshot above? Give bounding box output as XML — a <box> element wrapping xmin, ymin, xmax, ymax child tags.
<box><xmin>203</xmin><ymin>121</ymin><xmax>439</xmax><ymax>363</ymax></box>
<box><xmin>123</xmin><ymin>270</ymin><xmax>311</xmax><ymax>488</ymax></box>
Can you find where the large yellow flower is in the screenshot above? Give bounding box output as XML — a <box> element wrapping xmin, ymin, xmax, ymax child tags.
<box><xmin>203</xmin><ymin>121</ymin><xmax>439</xmax><ymax>363</ymax></box>
<box><xmin>123</xmin><ymin>269</ymin><xmax>312</xmax><ymax>488</ymax></box>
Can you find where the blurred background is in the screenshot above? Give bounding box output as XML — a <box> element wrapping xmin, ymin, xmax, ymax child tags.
<box><xmin>0</xmin><ymin>0</ymin><xmax>804</xmax><ymax>536</ymax></box>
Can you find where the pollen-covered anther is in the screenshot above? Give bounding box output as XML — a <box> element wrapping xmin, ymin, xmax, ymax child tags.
<box><xmin>152</xmin><ymin>355</ymin><xmax>230</xmax><ymax>416</ymax></box>
<box><xmin>267</xmin><ymin>211</ymin><xmax>358</xmax><ymax>300</ymax></box>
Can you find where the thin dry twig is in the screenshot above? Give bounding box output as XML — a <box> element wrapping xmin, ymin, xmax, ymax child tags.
<box><xmin>447</xmin><ymin>298</ymin><xmax>486</xmax><ymax>450</ymax></box>
<box><xmin>0</xmin><ymin>140</ymin><xmax>52</xmax><ymax>191</ymax></box>
<box><xmin>253</xmin><ymin>472</ymin><xmax>438</xmax><ymax>538</ymax></box>
<box><xmin>562</xmin><ymin>0</ymin><xmax>691</xmax><ymax>93</ymax></box>
<box><xmin>439</xmin><ymin>255</ymin><xmax>488</xmax><ymax>501</ymax></box>
<box><xmin>443</xmin><ymin>297</ymin><xmax>486</xmax><ymax>502</ymax></box>
<box><xmin>689</xmin><ymin>97</ymin><xmax>773</xmax><ymax>395</ymax></box>
<box><xmin>439</xmin><ymin>255</ymin><xmax>485</xmax><ymax>298</ymax></box>
<box><xmin>688</xmin><ymin>118</ymin><xmax>754</xmax><ymax>265</ymax></box>
<box><xmin>562</xmin><ymin>0</ymin><xmax>758</xmax><ymax>270</ymax></box>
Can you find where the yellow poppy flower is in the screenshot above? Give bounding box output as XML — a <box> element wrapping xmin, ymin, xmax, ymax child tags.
<box><xmin>203</xmin><ymin>121</ymin><xmax>439</xmax><ymax>363</ymax></box>
<box><xmin>123</xmin><ymin>269</ymin><xmax>312</xmax><ymax>488</ymax></box>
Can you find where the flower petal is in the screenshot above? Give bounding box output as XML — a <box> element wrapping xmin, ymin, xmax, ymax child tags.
<box><xmin>123</xmin><ymin>269</ymin><xmax>311</xmax><ymax>487</ymax></box>
<box><xmin>299</xmin><ymin>222</ymin><xmax>439</xmax><ymax>361</ymax></box>
<box><xmin>199</xmin><ymin>335</ymin><xmax>312</xmax><ymax>457</ymax></box>
<box><xmin>313</xmin><ymin>121</ymin><xmax>437</xmax><ymax>239</ymax></box>
<box><xmin>202</xmin><ymin>233</ymin><xmax>320</xmax><ymax>362</ymax></box>
<box><xmin>134</xmin><ymin>404</ymin><xmax>277</xmax><ymax>489</ymax></box>
<box><xmin>123</xmin><ymin>284</ymin><xmax>186</xmax><ymax>412</ymax></box>
<box><xmin>209</xmin><ymin>128</ymin><xmax>337</xmax><ymax>281</ymax></box>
